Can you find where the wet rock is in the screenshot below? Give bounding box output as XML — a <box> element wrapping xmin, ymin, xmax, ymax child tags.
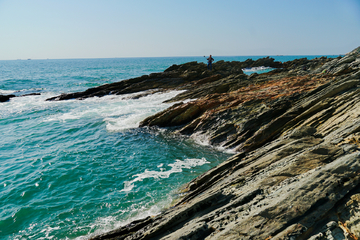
<box><xmin>0</xmin><ymin>93</ymin><xmax>41</xmax><ymax>102</ymax></box>
<box><xmin>0</xmin><ymin>94</ymin><xmax>15</xmax><ymax>102</ymax></box>
<box><xmin>20</xmin><ymin>93</ymin><xmax>41</xmax><ymax>97</ymax></box>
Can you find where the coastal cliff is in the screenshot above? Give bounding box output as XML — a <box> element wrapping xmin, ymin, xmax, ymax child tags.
<box><xmin>53</xmin><ymin>47</ymin><xmax>360</xmax><ymax>239</ymax></box>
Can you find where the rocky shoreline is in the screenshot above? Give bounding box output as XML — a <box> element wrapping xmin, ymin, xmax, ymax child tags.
<box><xmin>0</xmin><ymin>92</ymin><xmax>40</xmax><ymax>102</ymax></box>
<box><xmin>53</xmin><ymin>48</ymin><xmax>360</xmax><ymax>239</ymax></box>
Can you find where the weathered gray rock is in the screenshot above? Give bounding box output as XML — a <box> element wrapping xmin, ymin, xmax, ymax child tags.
<box><xmin>313</xmin><ymin>46</ymin><xmax>360</xmax><ymax>75</ymax></box>
<box><xmin>90</xmin><ymin>47</ymin><xmax>360</xmax><ymax>240</ymax></box>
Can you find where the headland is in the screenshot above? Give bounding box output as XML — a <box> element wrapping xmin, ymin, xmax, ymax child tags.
<box><xmin>50</xmin><ymin>47</ymin><xmax>360</xmax><ymax>239</ymax></box>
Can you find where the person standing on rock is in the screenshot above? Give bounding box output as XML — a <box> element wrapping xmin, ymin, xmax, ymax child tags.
<box><xmin>207</xmin><ymin>55</ymin><xmax>214</xmax><ymax>70</ymax></box>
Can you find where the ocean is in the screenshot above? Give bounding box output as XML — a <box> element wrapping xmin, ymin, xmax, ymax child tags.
<box><xmin>0</xmin><ymin>55</ymin><xmax>337</xmax><ymax>239</ymax></box>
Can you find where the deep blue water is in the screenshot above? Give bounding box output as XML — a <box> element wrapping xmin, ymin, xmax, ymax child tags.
<box><xmin>0</xmin><ymin>55</ymin><xmax>337</xmax><ymax>239</ymax></box>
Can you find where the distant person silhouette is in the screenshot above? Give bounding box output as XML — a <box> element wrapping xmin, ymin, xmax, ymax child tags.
<box><xmin>207</xmin><ymin>55</ymin><xmax>214</xmax><ymax>70</ymax></box>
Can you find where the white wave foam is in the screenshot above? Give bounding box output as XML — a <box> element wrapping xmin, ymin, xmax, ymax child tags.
<box><xmin>0</xmin><ymin>89</ymin><xmax>184</xmax><ymax>132</ymax></box>
<box><xmin>104</xmin><ymin>91</ymin><xmax>185</xmax><ymax>131</ymax></box>
<box><xmin>0</xmin><ymin>92</ymin><xmax>55</xmax><ymax>118</ymax></box>
<box><xmin>38</xmin><ymin>225</ymin><xmax>61</xmax><ymax>240</ymax></box>
<box><xmin>242</xmin><ymin>66</ymin><xmax>273</xmax><ymax>74</ymax></box>
<box><xmin>44</xmin><ymin>90</ymin><xmax>184</xmax><ymax>131</ymax></box>
<box><xmin>190</xmin><ymin>132</ymin><xmax>211</xmax><ymax>146</ymax></box>
<box><xmin>75</xmin><ymin>200</ymin><xmax>167</xmax><ymax>240</ymax></box>
<box><xmin>0</xmin><ymin>89</ymin><xmax>16</xmax><ymax>94</ymax></box>
<box><xmin>190</xmin><ymin>132</ymin><xmax>236</xmax><ymax>154</ymax></box>
<box><xmin>121</xmin><ymin>157</ymin><xmax>210</xmax><ymax>192</ymax></box>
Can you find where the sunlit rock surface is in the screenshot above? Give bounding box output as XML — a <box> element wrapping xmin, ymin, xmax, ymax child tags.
<box><xmin>64</xmin><ymin>47</ymin><xmax>360</xmax><ymax>240</ymax></box>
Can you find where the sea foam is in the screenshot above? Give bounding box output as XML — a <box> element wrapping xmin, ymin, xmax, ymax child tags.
<box><xmin>121</xmin><ymin>157</ymin><xmax>210</xmax><ymax>192</ymax></box>
<box><xmin>0</xmin><ymin>89</ymin><xmax>16</xmax><ymax>94</ymax></box>
<box><xmin>242</xmin><ymin>66</ymin><xmax>273</xmax><ymax>74</ymax></box>
<box><xmin>104</xmin><ymin>90</ymin><xmax>184</xmax><ymax>131</ymax></box>
<box><xmin>43</xmin><ymin>90</ymin><xmax>184</xmax><ymax>131</ymax></box>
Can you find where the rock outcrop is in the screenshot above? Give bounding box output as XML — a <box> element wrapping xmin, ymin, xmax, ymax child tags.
<box><xmin>0</xmin><ymin>92</ymin><xmax>41</xmax><ymax>102</ymax></box>
<box><xmin>0</xmin><ymin>94</ymin><xmax>15</xmax><ymax>102</ymax></box>
<box><xmin>46</xmin><ymin>56</ymin><xmax>332</xmax><ymax>102</ymax></box>
<box><xmin>57</xmin><ymin>48</ymin><xmax>360</xmax><ymax>240</ymax></box>
<box><xmin>45</xmin><ymin>60</ymin><xmax>247</xmax><ymax>101</ymax></box>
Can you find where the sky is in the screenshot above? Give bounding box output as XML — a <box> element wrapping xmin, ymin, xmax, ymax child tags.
<box><xmin>0</xmin><ymin>0</ymin><xmax>359</xmax><ymax>60</ymax></box>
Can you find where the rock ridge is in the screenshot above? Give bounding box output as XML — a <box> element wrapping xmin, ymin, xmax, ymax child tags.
<box><xmin>83</xmin><ymin>47</ymin><xmax>360</xmax><ymax>239</ymax></box>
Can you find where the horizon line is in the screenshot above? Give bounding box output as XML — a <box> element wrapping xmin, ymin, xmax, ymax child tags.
<box><xmin>0</xmin><ymin>53</ymin><xmax>344</xmax><ymax>61</ymax></box>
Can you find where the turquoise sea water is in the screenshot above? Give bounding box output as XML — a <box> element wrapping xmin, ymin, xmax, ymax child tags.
<box><xmin>0</xmin><ymin>55</ymin><xmax>337</xmax><ymax>239</ymax></box>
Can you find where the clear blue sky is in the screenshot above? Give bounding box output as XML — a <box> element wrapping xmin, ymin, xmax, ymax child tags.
<box><xmin>0</xmin><ymin>0</ymin><xmax>359</xmax><ymax>60</ymax></box>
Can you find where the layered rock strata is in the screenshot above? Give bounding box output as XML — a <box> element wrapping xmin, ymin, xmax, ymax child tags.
<box><xmin>59</xmin><ymin>48</ymin><xmax>360</xmax><ymax>239</ymax></box>
<box><xmin>46</xmin><ymin>56</ymin><xmax>331</xmax><ymax>102</ymax></box>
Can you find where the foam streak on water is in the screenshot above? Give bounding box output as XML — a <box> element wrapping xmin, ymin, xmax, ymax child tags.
<box><xmin>122</xmin><ymin>158</ymin><xmax>210</xmax><ymax>192</ymax></box>
<box><xmin>0</xmin><ymin>89</ymin><xmax>230</xmax><ymax>240</ymax></box>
